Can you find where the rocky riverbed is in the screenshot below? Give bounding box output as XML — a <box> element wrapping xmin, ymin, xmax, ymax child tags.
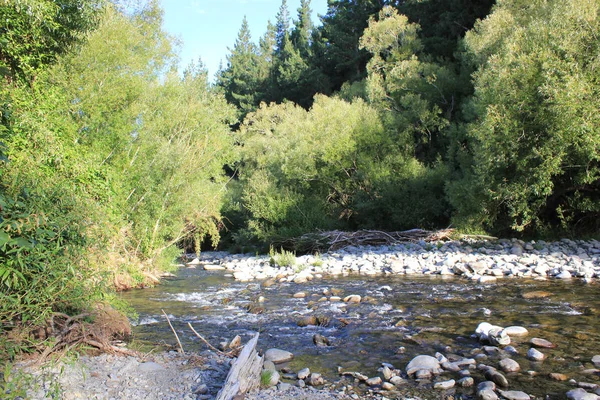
<box><xmin>18</xmin><ymin>238</ymin><xmax>600</xmax><ymax>399</ymax></box>
<box><xmin>190</xmin><ymin>238</ymin><xmax>600</xmax><ymax>284</ymax></box>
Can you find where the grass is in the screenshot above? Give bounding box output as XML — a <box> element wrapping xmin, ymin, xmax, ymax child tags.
<box><xmin>269</xmin><ymin>246</ymin><xmax>297</xmax><ymax>268</ymax></box>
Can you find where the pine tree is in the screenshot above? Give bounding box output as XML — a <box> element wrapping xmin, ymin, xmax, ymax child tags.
<box><xmin>312</xmin><ymin>0</ymin><xmax>386</xmax><ymax>91</ymax></box>
<box><xmin>217</xmin><ymin>16</ymin><xmax>263</xmax><ymax>116</ymax></box>
<box><xmin>274</xmin><ymin>0</ymin><xmax>291</xmax><ymax>54</ymax></box>
<box><xmin>290</xmin><ymin>0</ymin><xmax>313</xmax><ymax>59</ymax></box>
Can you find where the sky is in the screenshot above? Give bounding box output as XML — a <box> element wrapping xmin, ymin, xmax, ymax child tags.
<box><xmin>159</xmin><ymin>0</ymin><xmax>328</xmax><ymax>80</ymax></box>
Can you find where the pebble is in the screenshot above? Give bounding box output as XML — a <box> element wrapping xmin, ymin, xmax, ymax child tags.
<box><xmin>499</xmin><ymin>358</ymin><xmax>521</xmax><ymax>373</ymax></box>
<box><xmin>530</xmin><ymin>338</ymin><xmax>556</xmax><ymax>348</ymax></box>
<box><xmin>503</xmin><ymin>326</ymin><xmax>529</xmax><ymax>337</ymax></box>
<box><xmin>434</xmin><ymin>379</ymin><xmax>455</xmax><ymax>390</ymax></box>
<box><xmin>567</xmin><ymin>388</ymin><xmax>600</xmax><ymax>400</ymax></box>
<box><xmin>381</xmin><ymin>382</ymin><xmax>395</xmax><ymax>390</ymax></box>
<box><xmin>527</xmin><ymin>348</ymin><xmax>546</xmax><ymax>361</ymax></box>
<box><xmin>366</xmin><ymin>377</ymin><xmax>382</xmax><ymax>386</ymax></box>
<box><xmin>549</xmin><ymin>372</ymin><xmax>568</xmax><ymax>381</ymax></box>
<box><xmin>297</xmin><ymin>368</ymin><xmax>310</xmax><ymax>380</ymax></box>
<box><xmin>458</xmin><ymin>377</ymin><xmax>474</xmax><ymax>387</ymax></box>
<box><xmin>498</xmin><ymin>390</ymin><xmax>531</xmax><ymax>400</ymax></box>
<box><xmin>593</xmin><ymin>355</ymin><xmax>600</xmax><ymax>368</ymax></box>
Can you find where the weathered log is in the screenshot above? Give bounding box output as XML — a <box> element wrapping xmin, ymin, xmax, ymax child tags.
<box><xmin>216</xmin><ymin>332</ymin><xmax>263</xmax><ymax>400</ymax></box>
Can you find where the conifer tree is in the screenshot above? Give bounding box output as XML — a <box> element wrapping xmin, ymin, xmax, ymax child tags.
<box><xmin>217</xmin><ymin>16</ymin><xmax>263</xmax><ymax>116</ymax></box>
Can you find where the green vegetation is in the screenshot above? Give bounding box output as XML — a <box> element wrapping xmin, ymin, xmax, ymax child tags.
<box><xmin>2</xmin><ymin>0</ymin><xmax>599</xmax><ymax>361</ymax></box>
<box><xmin>269</xmin><ymin>246</ymin><xmax>297</xmax><ymax>268</ymax></box>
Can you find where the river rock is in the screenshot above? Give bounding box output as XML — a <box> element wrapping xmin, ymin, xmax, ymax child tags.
<box><xmin>382</xmin><ymin>366</ymin><xmax>393</xmax><ymax>380</ymax></box>
<box><xmin>549</xmin><ymin>373</ymin><xmax>568</xmax><ymax>381</ymax></box>
<box><xmin>297</xmin><ymin>368</ymin><xmax>310</xmax><ymax>380</ymax></box>
<box><xmin>503</xmin><ymin>326</ymin><xmax>529</xmax><ymax>337</ymax></box>
<box><xmin>498</xmin><ymin>390</ymin><xmax>531</xmax><ymax>400</ymax></box>
<box><xmin>308</xmin><ymin>373</ymin><xmax>325</xmax><ymax>386</ymax></box>
<box><xmin>478</xmin><ymin>381</ymin><xmax>497</xmax><ymax>392</ymax></box>
<box><xmin>567</xmin><ymin>388</ymin><xmax>600</xmax><ymax>400</ymax></box>
<box><xmin>313</xmin><ymin>333</ymin><xmax>330</xmax><ymax>347</ymax></box>
<box><xmin>489</xmin><ymin>328</ymin><xmax>511</xmax><ymax>346</ymax></box>
<box><xmin>263</xmin><ymin>370</ymin><xmax>280</xmax><ymax>387</ymax></box>
<box><xmin>344</xmin><ymin>295</ymin><xmax>361</xmax><ymax>303</ymax></box>
<box><xmin>293</xmin><ymin>292</ymin><xmax>307</xmax><ymax>299</ymax></box>
<box><xmin>556</xmin><ymin>270</ymin><xmax>573</xmax><ymax>279</ymax></box>
<box><xmin>499</xmin><ymin>358</ymin><xmax>520</xmax><ymax>373</ymax></box>
<box><xmin>390</xmin><ymin>376</ymin><xmax>406</xmax><ymax>386</ymax></box>
<box><xmin>203</xmin><ymin>264</ymin><xmax>225</xmax><ymax>270</ymax></box>
<box><xmin>382</xmin><ymin>382</ymin><xmax>395</xmax><ymax>390</ymax></box>
<box><xmin>485</xmin><ymin>369</ymin><xmax>509</xmax><ymax>387</ymax></box>
<box><xmin>459</xmin><ymin>377</ymin><xmax>475</xmax><ymax>387</ymax></box>
<box><xmin>229</xmin><ymin>335</ymin><xmax>242</xmax><ymax>349</ymax></box>
<box><xmin>406</xmin><ymin>355</ymin><xmax>443</xmax><ymax>376</ymax></box>
<box><xmin>297</xmin><ymin>316</ymin><xmax>318</xmax><ymax>327</ymax></box>
<box><xmin>527</xmin><ymin>348</ymin><xmax>545</xmax><ymax>361</ymax></box>
<box><xmin>530</xmin><ymin>338</ymin><xmax>556</xmax><ymax>348</ymax></box>
<box><xmin>522</xmin><ymin>291</ymin><xmax>553</xmax><ymax>299</ymax></box>
<box><xmin>366</xmin><ymin>377</ymin><xmax>382</xmax><ymax>386</ymax></box>
<box><xmin>593</xmin><ymin>356</ymin><xmax>600</xmax><ymax>368</ymax></box>
<box><xmin>434</xmin><ymin>379</ymin><xmax>455</xmax><ymax>390</ymax></box>
<box><xmin>263</xmin><ymin>360</ymin><xmax>276</xmax><ymax>371</ymax></box>
<box><xmin>478</xmin><ymin>389</ymin><xmax>499</xmax><ymax>400</ymax></box>
<box><xmin>265</xmin><ymin>349</ymin><xmax>294</xmax><ymax>364</ymax></box>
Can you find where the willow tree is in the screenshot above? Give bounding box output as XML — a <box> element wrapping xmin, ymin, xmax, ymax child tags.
<box><xmin>449</xmin><ymin>0</ymin><xmax>600</xmax><ymax>234</ymax></box>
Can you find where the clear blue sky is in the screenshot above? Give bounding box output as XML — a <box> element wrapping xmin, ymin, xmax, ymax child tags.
<box><xmin>159</xmin><ymin>0</ymin><xmax>328</xmax><ymax>79</ymax></box>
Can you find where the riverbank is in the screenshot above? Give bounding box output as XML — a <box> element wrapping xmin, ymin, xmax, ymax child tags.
<box><xmin>190</xmin><ymin>238</ymin><xmax>600</xmax><ymax>284</ymax></box>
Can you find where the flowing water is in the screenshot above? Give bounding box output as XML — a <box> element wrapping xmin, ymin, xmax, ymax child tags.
<box><xmin>120</xmin><ymin>260</ymin><xmax>600</xmax><ymax>399</ymax></box>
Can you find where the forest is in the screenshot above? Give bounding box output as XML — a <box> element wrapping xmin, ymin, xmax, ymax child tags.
<box><xmin>1</xmin><ymin>0</ymin><xmax>599</xmax><ymax>357</ymax></box>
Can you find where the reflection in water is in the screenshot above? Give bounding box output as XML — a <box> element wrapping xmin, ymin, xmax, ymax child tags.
<box><xmin>120</xmin><ymin>265</ymin><xmax>600</xmax><ymax>399</ymax></box>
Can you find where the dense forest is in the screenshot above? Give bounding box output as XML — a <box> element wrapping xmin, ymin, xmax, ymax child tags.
<box><xmin>1</xmin><ymin>0</ymin><xmax>599</xmax><ymax>357</ymax></box>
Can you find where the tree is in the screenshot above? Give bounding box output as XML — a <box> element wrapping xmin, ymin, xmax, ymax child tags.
<box><xmin>312</xmin><ymin>0</ymin><xmax>386</xmax><ymax>91</ymax></box>
<box><xmin>274</xmin><ymin>0</ymin><xmax>291</xmax><ymax>54</ymax></box>
<box><xmin>448</xmin><ymin>0</ymin><xmax>600</xmax><ymax>234</ymax></box>
<box><xmin>217</xmin><ymin>17</ymin><xmax>264</xmax><ymax>116</ymax></box>
<box><xmin>360</xmin><ymin>6</ymin><xmax>455</xmax><ymax>164</ymax></box>
<box><xmin>290</xmin><ymin>0</ymin><xmax>313</xmax><ymax>58</ymax></box>
<box><xmin>0</xmin><ymin>0</ymin><xmax>102</xmax><ymax>83</ymax></box>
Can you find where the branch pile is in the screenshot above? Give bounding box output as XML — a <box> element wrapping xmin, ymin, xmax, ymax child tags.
<box><xmin>278</xmin><ymin>228</ymin><xmax>457</xmax><ymax>253</ymax></box>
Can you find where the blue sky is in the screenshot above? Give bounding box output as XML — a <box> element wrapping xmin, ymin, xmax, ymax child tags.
<box><xmin>160</xmin><ymin>0</ymin><xmax>328</xmax><ymax>79</ymax></box>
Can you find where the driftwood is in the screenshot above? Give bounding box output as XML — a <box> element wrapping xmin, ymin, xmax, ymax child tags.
<box><xmin>277</xmin><ymin>228</ymin><xmax>458</xmax><ymax>253</ymax></box>
<box><xmin>216</xmin><ymin>332</ymin><xmax>263</xmax><ymax>400</ymax></box>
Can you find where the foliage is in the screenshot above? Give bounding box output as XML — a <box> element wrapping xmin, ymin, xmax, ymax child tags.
<box><xmin>0</xmin><ymin>0</ymin><xmax>103</xmax><ymax>83</ymax></box>
<box><xmin>449</xmin><ymin>0</ymin><xmax>600</xmax><ymax>234</ymax></box>
<box><xmin>0</xmin><ymin>1</ymin><xmax>236</xmax><ymax>355</ymax></box>
<box><xmin>269</xmin><ymin>246</ymin><xmax>296</xmax><ymax>267</ymax></box>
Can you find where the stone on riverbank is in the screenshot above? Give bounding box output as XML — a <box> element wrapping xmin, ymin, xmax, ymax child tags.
<box><xmin>265</xmin><ymin>349</ymin><xmax>294</xmax><ymax>364</ymax></box>
<box><xmin>527</xmin><ymin>348</ymin><xmax>546</xmax><ymax>361</ymax></box>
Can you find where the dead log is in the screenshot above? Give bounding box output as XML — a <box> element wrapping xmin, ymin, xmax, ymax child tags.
<box><xmin>216</xmin><ymin>332</ymin><xmax>263</xmax><ymax>400</ymax></box>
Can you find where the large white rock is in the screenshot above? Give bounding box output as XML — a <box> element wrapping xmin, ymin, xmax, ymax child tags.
<box><xmin>406</xmin><ymin>355</ymin><xmax>443</xmax><ymax>376</ymax></box>
<box><xmin>264</xmin><ymin>348</ymin><xmax>294</xmax><ymax>364</ymax></box>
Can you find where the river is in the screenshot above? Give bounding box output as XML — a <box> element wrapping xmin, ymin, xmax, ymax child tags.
<box><xmin>120</xmin><ymin>258</ymin><xmax>600</xmax><ymax>399</ymax></box>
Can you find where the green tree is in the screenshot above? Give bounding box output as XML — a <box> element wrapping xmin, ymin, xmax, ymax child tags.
<box><xmin>0</xmin><ymin>0</ymin><xmax>102</xmax><ymax>83</ymax></box>
<box><xmin>312</xmin><ymin>0</ymin><xmax>385</xmax><ymax>91</ymax></box>
<box><xmin>217</xmin><ymin>17</ymin><xmax>264</xmax><ymax>116</ymax></box>
<box><xmin>290</xmin><ymin>0</ymin><xmax>313</xmax><ymax>58</ymax></box>
<box><xmin>449</xmin><ymin>0</ymin><xmax>600</xmax><ymax>234</ymax></box>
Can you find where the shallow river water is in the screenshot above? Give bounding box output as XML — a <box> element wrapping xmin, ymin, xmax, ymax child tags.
<box><xmin>120</xmin><ymin>262</ymin><xmax>600</xmax><ymax>399</ymax></box>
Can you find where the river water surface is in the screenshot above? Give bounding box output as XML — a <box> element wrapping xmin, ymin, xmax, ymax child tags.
<box><xmin>120</xmin><ymin>260</ymin><xmax>600</xmax><ymax>399</ymax></box>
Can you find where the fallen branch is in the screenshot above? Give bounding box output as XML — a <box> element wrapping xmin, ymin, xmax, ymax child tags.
<box><xmin>188</xmin><ymin>323</ymin><xmax>231</xmax><ymax>356</ymax></box>
<box><xmin>161</xmin><ymin>309</ymin><xmax>184</xmax><ymax>354</ymax></box>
